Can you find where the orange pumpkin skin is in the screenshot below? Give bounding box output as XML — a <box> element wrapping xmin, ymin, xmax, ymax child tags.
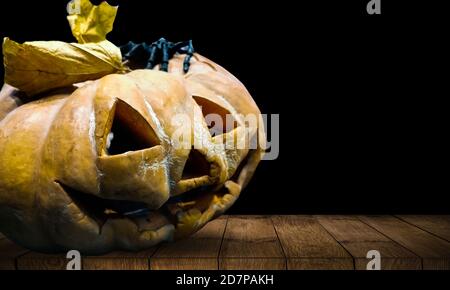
<box><xmin>0</xmin><ymin>54</ymin><xmax>265</xmax><ymax>254</ymax></box>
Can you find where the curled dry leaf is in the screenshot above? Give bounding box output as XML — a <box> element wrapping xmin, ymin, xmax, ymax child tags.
<box><xmin>67</xmin><ymin>0</ymin><xmax>118</xmax><ymax>43</ymax></box>
<box><xmin>3</xmin><ymin>38</ymin><xmax>125</xmax><ymax>96</ymax></box>
<box><xmin>2</xmin><ymin>0</ymin><xmax>122</xmax><ymax>96</ymax></box>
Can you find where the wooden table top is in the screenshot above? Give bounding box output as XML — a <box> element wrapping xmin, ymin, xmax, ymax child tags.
<box><xmin>1</xmin><ymin>215</ymin><xmax>449</xmax><ymax>270</ymax></box>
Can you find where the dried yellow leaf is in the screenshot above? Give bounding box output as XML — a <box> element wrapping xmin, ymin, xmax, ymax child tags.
<box><xmin>67</xmin><ymin>0</ymin><xmax>118</xmax><ymax>43</ymax></box>
<box><xmin>3</xmin><ymin>37</ymin><xmax>124</xmax><ymax>96</ymax></box>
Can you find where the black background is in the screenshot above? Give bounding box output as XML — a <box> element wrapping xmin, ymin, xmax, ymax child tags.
<box><xmin>0</xmin><ymin>0</ymin><xmax>447</xmax><ymax>214</ymax></box>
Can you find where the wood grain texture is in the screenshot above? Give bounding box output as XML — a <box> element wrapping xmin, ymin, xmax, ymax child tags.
<box><xmin>0</xmin><ymin>239</ymin><xmax>28</xmax><ymax>270</ymax></box>
<box><xmin>219</xmin><ymin>216</ymin><xmax>285</xmax><ymax>270</ymax></box>
<box><xmin>359</xmin><ymin>215</ymin><xmax>450</xmax><ymax>270</ymax></box>
<box><xmin>83</xmin><ymin>249</ymin><xmax>157</xmax><ymax>270</ymax></box>
<box><xmin>151</xmin><ymin>217</ymin><xmax>227</xmax><ymax>270</ymax></box>
<box><xmin>396</xmin><ymin>215</ymin><xmax>450</xmax><ymax>242</ymax></box>
<box><xmin>316</xmin><ymin>215</ymin><xmax>421</xmax><ymax>270</ymax></box>
<box><xmin>4</xmin><ymin>216</ymin><xmax>450</xmax><ymax>270</ymax></box>
<box><xmin>422</xmin><ymin>258</ymin><xmax>450</xmax><ymax>270</ymax></box>
<box><xmin>272</xmin><ymin>215</ymin><xmax>353</xmax><ymax>270</ymax></box>
<box><xmin>19</xmin><ymin>249</ymin><xmax>157</xmax><ymax>270</ymax></box>
<box><xmin>17</xmin><ymin>252</ymin><xmax>67</xmax><ymax>270</ymax></box>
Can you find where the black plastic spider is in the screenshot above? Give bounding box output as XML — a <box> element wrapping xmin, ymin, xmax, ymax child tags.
<box><xmin>120</xmin><ymin>38</ymin><xmax>194</xmax><ymax>73</ymax></box>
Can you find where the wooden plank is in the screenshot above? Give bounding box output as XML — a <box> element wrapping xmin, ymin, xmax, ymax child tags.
<box><xmin>83</xmin><ymin>249</ymin><xmax>156</xmax><ymax>270</ymax></box>
<box><xmin>4</xmin><ymin>215</ymin><xmax>450</xmax><ymax>270</ymax></box>
<box><xmin>19</xmin><ymin>249</ymin><xmax>157</xmax><ymax>270</ymax></box>
<box><xmin>18</xmin><ymin>252</ymin><xmax>67</xmax><ymax>270</ymax></box>
<box><xmin>359</xmin><ymin>215</ymin><xmax>450</xmax><ymax>270</ymax></box>
<box><xmin>316</xmin><ymin>215</ymin><xmax>421</xmax><ymax>270</ymax></box>
<box><xmin>396</xmin><ymin>215</ymin><xmax>450</xmax><ymax>242</ymax></box>
<box><xmin>219</xmin><ymin>215</ymin><xmax>285</xmax><ymax>270</ymax></box>
<box><xmin>272</xmin><ymin>215</ymin><xmax>353</xmax><ymax>270</ymax></box>
<box><xmin>151</xmin><ymin>217</ymin><xmax>227</xmax><ymax>270</ymax></box>
<box><xmin>0</xmin><ymin>239</ymin><xmax>29</xmax><ymax>270</ymax></box>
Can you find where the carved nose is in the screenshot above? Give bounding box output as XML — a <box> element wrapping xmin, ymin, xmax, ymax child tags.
<box><xmin>174</xmin><ymin>147</ymin><xmax>219</xmax><ymax>195</ymax></box>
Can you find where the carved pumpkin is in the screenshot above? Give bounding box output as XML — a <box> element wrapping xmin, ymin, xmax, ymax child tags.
<box><xmin>0</xmin><ymin>54</ymin><xmax>265</xmax><ymax>254</ymax></box>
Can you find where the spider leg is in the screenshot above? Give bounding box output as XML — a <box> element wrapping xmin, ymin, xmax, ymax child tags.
<box><xmin>146</xmin><ymin>44</ymin><xmax>158</xmax><ymax>69</ymax></box>
<box><xmin>160</xmin><ymin>38</ymin><xmax>170</xmax><ymax>72</ymax></box>
<box><xmin>182</xmin><ymin>40</ymin><xmax>194</xmax><ymax>73</ymax></box>
<box><xmin>123</xmin><ymin>42</ymin><xmax>146</xmax><ymax>60</ymax></box>
<box><xmin>120</xmin><ymin>38</ymin><xmax>195</xmax><ymax>73</ymax></box>
<box><xmin>120</xmin><ymin>41</ymin><xmax>136</xmax><ymax>57</ymax></box>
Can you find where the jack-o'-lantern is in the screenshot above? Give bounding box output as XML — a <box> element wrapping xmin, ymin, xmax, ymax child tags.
<box><xmin>0</xmin><ymin>0</ymin><xmax>265</xmax><ymax>254</ymax></box>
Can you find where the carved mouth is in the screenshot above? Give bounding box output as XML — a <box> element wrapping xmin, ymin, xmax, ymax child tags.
<box><xmin>55</xmin><ymin>181</ymin><xmax>212</xmax><ymax>231</ymax></box>
<box><xmin>56</xmin><ymin>181</ymin><xmax>154</xmax><ymax>228</ymax></box>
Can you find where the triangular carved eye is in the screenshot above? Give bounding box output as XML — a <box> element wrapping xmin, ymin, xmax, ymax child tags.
<box><xmin>107</xmin><ymin>99</ymin><xmax>160</xmax><ymax>155</ymax></box>
<box><xmin>181</xmin><ymin>148</ymin><xmax>211</xmax><ymax>179</ymax></box>
<box><xmin>192</xmin><ymin>96</ymin><xmax>237</xmax><ymax>136</ymax></box>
